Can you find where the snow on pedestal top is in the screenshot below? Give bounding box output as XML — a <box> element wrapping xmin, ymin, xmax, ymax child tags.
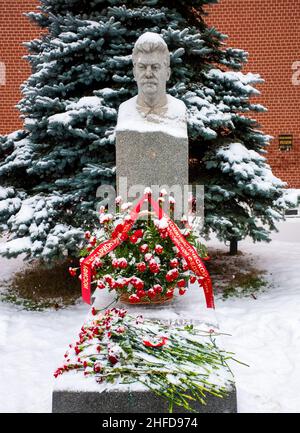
<box><xmin>116</xmin><ymin>95</ymin><xmax>187</xmax><ymax>138</ymax></box>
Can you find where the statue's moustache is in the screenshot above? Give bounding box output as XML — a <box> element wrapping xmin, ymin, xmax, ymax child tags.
<box><xmin>141</xmin><ymin>80</ymin><xmax>158</xmax><ymax>85</ymax></box>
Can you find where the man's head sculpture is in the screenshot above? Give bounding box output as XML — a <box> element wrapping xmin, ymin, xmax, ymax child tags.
<box><xmin>132</xmin><ymin>32</ymin><xmax>171</xmax><ymax>108</ymax></box>
<box><xmin>116</xmin><ymin>31</ymin><xmax>187</xmax><ymax>134</ymax></box>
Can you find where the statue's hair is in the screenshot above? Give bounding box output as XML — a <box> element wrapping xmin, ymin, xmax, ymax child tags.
<box><xmin>132</xmin><ymin>33</ymin><xmax>170</xmax><ymax>67</ymax></box>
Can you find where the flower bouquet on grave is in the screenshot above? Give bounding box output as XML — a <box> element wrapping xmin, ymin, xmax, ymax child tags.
<box><xmin>54</xmin><ymin>307</ymin><xmax>239</xmax><ymax>413</ymax></box>
<box><xmin>72</xmin><ymin>192</ymin><xmax>210</xmax><ymax>305</ymax></box>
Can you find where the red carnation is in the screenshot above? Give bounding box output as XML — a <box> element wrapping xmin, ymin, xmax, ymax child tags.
<box><xmin>75</xmin><ymin>346</ymin><xmax>81</xmax><ymax>355</ymax></box>
<box><xmin>115</xmin><ymin>279</ymin><xmax>125</xmax><ymax>289</ymax></box>
<box><xmin>111</xmin><ymin>281</ymin><xmax>117</xmax><ymax>289</ymax></box>
<box><xmin>179</xmin><ymin>288</ymin><xmax>186</xmax><ymax>296</ymax></box>
<box><xmin>129</xmin><ymin>235</ymin><xmax>138</xmax><ymax>244</ymax></box>
<box><xmin>122</xmin><ymin>278</ymin><xmax>130</xmax><ymax>286</ymax></box>
<box><xmin>54</xmin><ymin>368</ymin><xmax>63</xmax><ymax>378</ymax></box>
<box><xmin>93</xmin><ymin>362</ymin><xmax>102</xmax><ymax>373</ymax></box>
<box><xmin>166</xmin><ymin>273</ymin><xmax>173</xmax><ymax>283</ymax></box>
<box><xmin>118</xmin><ymin>309</ymin><xmax>127</xmax><ymax>318</ymax></box>
<box><xmin>134</xmin><ymin>229</ymin><xmax>143</xmax><ymax>238</ymax></box>
<box><xmin>166</xmin><ymin>289</ymin><xmax>174</xmax><ymax>299</ymax></box>
<box><xmin>112</xmin><ymin>258</ymin><xmax>119</xmax><ymax>268</ymax></box>
<box><xmin>149</xmin><ymin>267</ymin><xmax>159</xmax><ymax>274</ymax></box>
<box><xmin>147</xmin><ymin>288</ymin><xmax>156</xmax><ymax>299</ymax></box>
<box><xmin>118</xmin><ymin>258</ymin><xmax>128</xmax><ymax>269</ymax></box>
<box><xmin>137</xmin><ymin>289</ymin><xmax>146</xmax><ymax>299</ymax></box>
<box><xmin>91</xmin><ymin>307</ymin><xmax>98</xmax><ymax>316</ymax></box>
<box><xmin>135</xmin><ymin>280</ymin><xmax>144</xmax><ymax>290</ymax></box>
<box><xmin>108</xmin><ymin>354</ymin><xmax>119</xmax><ymax>365</ymax></box>
<box><xmin>93</xmin><ymin>327</ymin><xmax>99</xmax><ymax>335</ymax></box>
<box><xmin>129</xmin><ymin>294</ymin><xmax>140</xmax><ymax>304</ymax></box>
<box><xmin>136</xmin><ymin>262</ymin><xmax>147</xmax><ymax>272</ymax></box>
<box><xmin>170</xmin><ymin>258</ymin><xmax>179</xmax><ymax>268</ymax></box>
<box><xmin>155</xmin><ymin>244</ymin><xmax>164</xmax><ymax>254</ymax></box>
<box><xmin>160</xmin><ymin>230</ymin><xmax>168</xmax><ymax>239</ymax></box>
<box><xmin>166</xmin><ymin>269</ymin><xmax>179</xmax><ymax>282</ymax></box>
<box><xmin>143</xmin><ymin>336</ymin><xmax>168</xmax><ymax>348</ymax></box>
<box><xmin>93</xmin><ymin>258</ymin><xmax>103</xmax><ymax>268</ymax></box>
<box><xmin>149</xmin><ymin>262</ymin><xmax>160</xmax><ymax>274</ymax></box>
<box><xmin>90</xmin><ymin>236</ymin><xmax>97</xmax><ymax>247</ymax></box>
<box><xmin>68</xmin><ymin>267</ymin><xmax>77</xmax><ymax>277</ymax></box>
<box><xmin>104</xmin><ymin>275</ymin><xmax>114</xmax><ymax>286</ymax></box>
<box><xmin>181</xmin><ymin>260</ymin><xmax>189</xmax><ymax>271</ymax></box>
<box><xmin>89</xmin><ymin>236</ymin><xmax>97</xmax><ymax>246</ymax></box>
<box><xmin>97</xmin><ymin>281</ymin><xmax>106</xmax><ymax>289</ymax></box>
<box><xmin>153</xmin><ymin>284</ymin><xmax>163</xmax><ymax>294</ymax></box>
<box><xmin>84</xmin><ymin>231</ymin><xmax>91</xmax><ymax>239</ymax></box>
<box><xmin>139</xmin><ymin>244</ymin><xmax>149</xmax><ymax>253</ymax></box>
<box><xmin>172</xmin><ymin>269</ymin><xmax>179</xmax><ymax>279</ymax></box>
<box><xmin>130</xmin><ymin>276</ymin><xmax>137</xmax><ymax>285</ymax></box>
<box><xmin>177</xmin><ymin>279</ymin><xmax>186</xmax><ymax>288</ymax></box>
<box><xmin>190</xmin><ymin>275</ymin><xmax>197</xmax><ymax>284</ymax></box>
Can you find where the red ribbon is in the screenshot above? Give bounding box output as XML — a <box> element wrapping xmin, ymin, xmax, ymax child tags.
<box><xmin>81</xmin><ymin>193</ymin><xmax>215</xmax><ymax>309</ymax></box>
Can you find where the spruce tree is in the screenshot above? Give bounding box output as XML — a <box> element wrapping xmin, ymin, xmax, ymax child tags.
<box><xmin>0</xmin><ymin>0</ymin><xmax>295</xmax><ymax>261</ymax></box>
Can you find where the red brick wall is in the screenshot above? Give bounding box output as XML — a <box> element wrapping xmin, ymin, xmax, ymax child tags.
<box><xmin>1</xmin><ymin>0</ymin><xmax>300</xmax><ymax>187</ymax></box>
<box><xmin>0</xmin><ymin>0</ymin><xmax>41</xmax><ymax>135</ymax></box>
<box><xmin>205</xmin><ymin>0</ymin><xmax>300</xmax><ymax>188</ymax></box>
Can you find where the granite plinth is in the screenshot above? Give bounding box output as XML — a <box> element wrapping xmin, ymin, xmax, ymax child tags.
<box><xmin>116</xmin><ymin>130</ymin><xmax>188</xmax><ymax>198</ymax></box>
<box><xmin>52</xmin><ymin>386</ymin><xmax>237</xmax><ymax>413</ymax></box>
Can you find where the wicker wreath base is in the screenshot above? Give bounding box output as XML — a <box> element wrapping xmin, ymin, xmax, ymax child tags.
<box><xmin>119</xmin><ymin>292</ymin><xmax>173</xmax><ymax>305</ymax></box>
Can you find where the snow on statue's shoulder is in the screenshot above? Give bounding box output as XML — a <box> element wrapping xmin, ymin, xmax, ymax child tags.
<box><xmin>116</xmin><ymin>95</ymin><xmax>187</xmax><ymax>139</ymax></box>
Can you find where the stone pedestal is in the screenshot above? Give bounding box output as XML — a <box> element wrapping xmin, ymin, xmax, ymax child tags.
<box><xmin>116</xmin><ymin>130</ymin><xmax>188</xmax><ymax>197</ymax></box>
<box><xmin>52</xmin><ymin>387</ymin><xmax>237</xmax><ymax>413</ymax></box>
<box><xmin>115</xmin><ymin>94</ymin><xmax>189</xmax><ymax>215</ymax></box>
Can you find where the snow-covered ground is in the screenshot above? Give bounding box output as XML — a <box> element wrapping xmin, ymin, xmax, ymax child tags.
<box><xmin>0</xmin><ymin>219</ymin><xmax>300</xmax><ymax>413</ymax></box>
<box><xmin>216</xmin><ymin>219</ymin><xmax>300</xmax><ymax>413</ymax></box>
